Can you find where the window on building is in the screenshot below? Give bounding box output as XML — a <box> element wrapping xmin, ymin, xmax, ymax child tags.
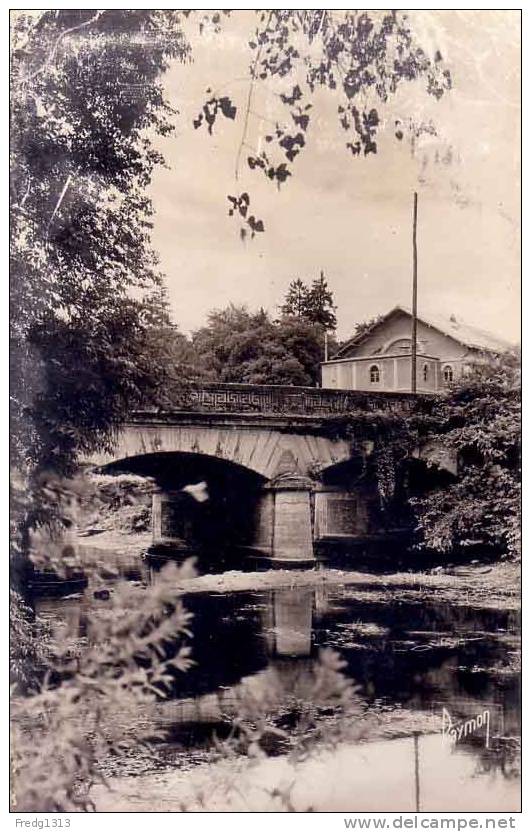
<box><xmin>369</xmin><ymin>364</ymin><xmax>380</xmax><ymax>383</ymax></box>
<box><xmin>443</xmin><ymin>365</ymin><xmax>453</xmax><ymax>383</ymax></box>
<box><xmin>386</xmin><ymin>337</ymin><xmax>425</xmax><ymax>354</ymax></box>
<box><xmin>388</xmin><ymin>338</ymin><xmax>411</xmax><ymax>353</ymax></box>
<box><xmin>422</xmin><ymin>364</ymin><xmax>429</xmax><ymax>382</ymax></box>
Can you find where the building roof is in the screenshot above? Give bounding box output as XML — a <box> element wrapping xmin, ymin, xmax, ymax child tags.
<box><xmin>334</xmin><ymin>305</ymin><xmax>514</xmax><ymax>359</ymax></box>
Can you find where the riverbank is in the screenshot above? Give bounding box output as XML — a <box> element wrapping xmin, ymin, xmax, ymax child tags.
<box><xmin>91</xmin><ymin>729</ymin><xmax>520</xmax><ymax>812</ymax></box>
<box><xmin>75</xmin><ymin>529</ymin><xmax>519</xmax><ymax>612</ymax></box>
<box><xmin>168</xmin><ymin>560</ymin><xmax>519</xmax><ymax>612</ymax></box>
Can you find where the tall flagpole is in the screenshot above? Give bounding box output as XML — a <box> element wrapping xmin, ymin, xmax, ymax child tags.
<box><xmin>411</xmin><ymin>191</ymin><xmax>418</xmax><ymax>393</ymax></box>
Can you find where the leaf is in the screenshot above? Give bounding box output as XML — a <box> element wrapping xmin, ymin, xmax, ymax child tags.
<box><xmin>248</xmin><ymin>215</ymin><xmax>264</xmax><ymax>233</ymax></box>
<box><xmin>219</xmin><ymin>97</ymin><xmax>237</xmax><ymax>120</ymax></box>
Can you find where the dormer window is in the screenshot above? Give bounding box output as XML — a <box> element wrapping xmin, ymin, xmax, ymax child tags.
<box><xmin>369</xmin><ymin>364</ymin><xmax>380</xmax><ymax>384</ymax></box>
<box><xmin>392</xmin><ymin>338</ymin><xmax>412</xmax><ymax>354</ymax></box>
<box><xmin>385</xmin><ymin>337</ymin><xmax>425</xmax><ymax>355</ymax></box>
<box><xmin>443</xmin><ymin>365</ymin><xmax>453</xmax><ymax>383</ymax></box>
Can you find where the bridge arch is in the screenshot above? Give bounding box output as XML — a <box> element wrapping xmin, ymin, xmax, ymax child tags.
<box><xmin>86</xmin><ymin>419</ymin><xmax>354</xmax><ymax>482</ymax></box>
<box><xmin>86</xmin><ymin>421</ymin><xmax>363</xmax><ymax>564</ymax></box>
<box><xmin>97</xmin><ymin>449</ymin><xmax>268</xmax><ymax>487</ymax></box>
<box><xmin>84</xmin><ymin>408</ymin><xmax>408</xmax><ymax>565</ymax></box>
<box><xmin>94</xmin><ymin>449</ymin><xmax>270</xmax><ymax>562</ymax></box>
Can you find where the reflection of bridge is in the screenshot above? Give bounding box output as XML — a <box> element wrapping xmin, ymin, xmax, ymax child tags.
<box><xmin>153</xmin><ymin>588</ymin><xmax>317</xmax><ymax>728</ymax></box>
<box><xmin>87</xmin><ymin>383</ymin><xmax>421</xmax><ymax>563</ymax></box>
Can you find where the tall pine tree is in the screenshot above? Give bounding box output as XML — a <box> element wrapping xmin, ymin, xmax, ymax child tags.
<box><xmin>280</xmin><ymin>272</ymin><xmax>336</xmax><ymax>330</ymax></box>
<box><xmin>305</xmin><ymin>271</ymin><xmax>337</xmax><ymax>330</ymax></box>
<box><xmin>280</xmin><ymin>278</ymin><xmax>310</xmax><ymax>318</ymax></box>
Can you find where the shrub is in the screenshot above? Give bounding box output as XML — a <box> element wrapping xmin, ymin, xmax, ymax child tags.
<box><xmin>11</xmin><ymin>560</ymin><xmax>195</xmax><ymax>811</ymax></box>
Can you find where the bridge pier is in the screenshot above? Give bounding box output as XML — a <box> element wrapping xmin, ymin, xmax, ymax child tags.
<box><xmin>254</xmin><ymin>475</ymin><xmax>315</xmax><ymax>565</ymax></box>
<box><xmin>313</xmin><ymin>484</ymin><xmax>370</xmax><ymax>538</ymax></box>
<box><xmin>151</xmin><ymin>489</ymin><xmax>198</xmax><ymax>551</ymax></box>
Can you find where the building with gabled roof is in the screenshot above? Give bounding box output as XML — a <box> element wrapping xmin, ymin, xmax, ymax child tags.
<box><xmin>321</xmin><ymin>305</ymin><xmax>513</xmax><ymax>393</ymax></box>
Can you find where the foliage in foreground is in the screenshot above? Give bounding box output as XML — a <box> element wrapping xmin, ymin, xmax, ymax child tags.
<box><xmin>11</xmin><ymin>475</ymin><xmax>355</xmax><ymax>812</ymax></box>
<box><xmin>11</xmin><ymin>558</ymin><xmax>355</xmax><ymax>812</ymax></box>
<box><xmin>11</xmin><ymin>561</ymin><xmax>196</xmax><ymax>812</ymax></box>
<box><xmin>10</xmin><ymin>590</ymin><xmax>51</xmax><ymax>693</ymax></box>
<box><xmin>196</xmin><ymin>10</ymin><xmax>451</xmax><ymax>238</ymax></box>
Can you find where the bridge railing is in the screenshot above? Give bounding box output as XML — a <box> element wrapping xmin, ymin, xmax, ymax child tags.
<box><xmin>136</xmin><ymin>382</ymin><xmax>422</xmax><ymax>417</ymax></box>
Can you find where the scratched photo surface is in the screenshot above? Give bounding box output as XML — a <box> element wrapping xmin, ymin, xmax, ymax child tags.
<box><xmin>10</xmin><ymin>10</ymin><xmax>520</xmax><ymax>812</ymax></box>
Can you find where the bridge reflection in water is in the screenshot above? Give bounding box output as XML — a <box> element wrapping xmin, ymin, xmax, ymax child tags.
<box><xmin>152</xmin><ymin>585</ymin><xmax>519</xmax><ymax>811</ymax></box>
<box><xmin>262</xmin><ymin>588</ymin><xmax>314</xmax><ymax>656</ymax></box>
<box><xmin>150</xmin><ymin>584</ymin><xmax>519</xmax><ymax>733</ymax></box>
<box><xmin>37</xmin><ymin>575</ymin><xmax>520</xmax><ymax>811</ymax></box>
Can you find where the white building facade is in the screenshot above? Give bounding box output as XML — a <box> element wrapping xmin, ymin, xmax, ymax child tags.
<box><xmin>321</xmin><ymin>306</ymin><xmax>512</xmax><ymax>393</ymax></box>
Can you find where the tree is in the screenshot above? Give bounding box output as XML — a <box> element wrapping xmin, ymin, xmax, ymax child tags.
<box><xmin>274</xmin><ymin>315</ymin><xmax>326</xmax><ymax>386</ymax></box>
<box><xmin>410</xmin><ymin>353</ymin><xmax>521</xmax><ymax>558</ymax></box>
<box><xmin>305</xmin><ymin>271</ymin><xmax>337</xmax><ymax>330</ymax></box>
<box><xmin>280</xmin><ymin>272</ymin><xmax>337</xmax><ymax>331</ymax></box>
<box><xmin>190</xmin><ymin>304</ymin><xmax>325</xmax><ymax>387</ymax></box>
<box><xmin>280</xmin><ymin>278</ymin><xmax>310</xmax><ymax>318</ymax></box>
<box><xmin>138</xmin><ymin>285</ymin><xmax>206</xmax><ymax>398</ymax></box>
<box><xmin>10</xmin><ymin>11</ymin><xmax>192</xmax><ymax>587</ymax></box>
<box><xmin>10</xmin><ymin>11</ymin><xmax>190</xmax><ymax>469</ymax></box>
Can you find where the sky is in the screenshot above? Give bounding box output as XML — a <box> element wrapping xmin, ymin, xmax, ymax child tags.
<box><xmin>147</xmin><ymin>10</ymin><xmax>520</xmax><ymax>343</ymax></box>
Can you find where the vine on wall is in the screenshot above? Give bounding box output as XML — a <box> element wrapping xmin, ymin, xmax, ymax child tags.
<box><xmin>317</xmin><ymin>354</ymin><xmax>520</xmax><ymax>559</ymax></box>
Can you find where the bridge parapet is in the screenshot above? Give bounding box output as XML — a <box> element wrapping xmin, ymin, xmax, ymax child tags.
<box><xmin>142</xmin><ymin>382</ymin><xmax>422</xmax><ymax>418</ymax></box>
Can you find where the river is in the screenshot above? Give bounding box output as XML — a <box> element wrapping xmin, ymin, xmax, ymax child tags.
<box><xmin>35</xmin><ymin>549</ymin><xmax>521</xmax><ymax>812</ymax></box>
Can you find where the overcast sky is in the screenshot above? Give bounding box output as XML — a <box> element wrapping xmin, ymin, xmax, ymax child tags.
<box><xmin>148</xmin><ymin>10</ymin><xmax>520</xmax><ymax>342</ymax></box>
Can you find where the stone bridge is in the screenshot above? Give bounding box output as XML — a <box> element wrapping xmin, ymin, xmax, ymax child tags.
<box><xmin>87</xmin><ymin>383</ymin><xmax>423</xmax><ymax>564</ymax></box>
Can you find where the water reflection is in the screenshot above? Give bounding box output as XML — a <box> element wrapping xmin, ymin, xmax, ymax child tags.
<box><xmin>262</xmin><ymin>588</ymin><xmax>313</xmax><ymax>656</ymax></box>
<box><xmin>36</xmin><ymin>582</ymin><xmax>520</xmax><ymax>737</ymax></box>
<box><xmin>35</xmin><ymin>571</ymin><xmax>520</xmax><ymax>810</ymax></box>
